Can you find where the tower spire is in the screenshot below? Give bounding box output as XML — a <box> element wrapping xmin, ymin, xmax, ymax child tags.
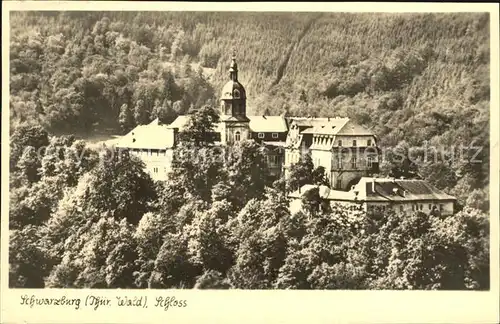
<box><xmin>229</xmin><ymin>48</ymin><xmax>238</xmax><ymax>81</ymax></box>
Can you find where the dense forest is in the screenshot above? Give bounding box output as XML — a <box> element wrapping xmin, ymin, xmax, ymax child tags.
<box><xmin>9</xmin><ymin>118</ymin><xmax>490</xmax><ymax>289</ymax></box>
<box><xmin>9</xmin><ymin>11</ymin><xmax>490</xmax><ymax>289</ymax></box>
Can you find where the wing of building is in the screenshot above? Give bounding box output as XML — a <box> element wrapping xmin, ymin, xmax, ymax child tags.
<box><xmin>289</xmin><ymin>177</ymin><xmax>457</xmax><ymax>216</ymax></box>
<box><xmin>284</xmin><ymin>116</ymin><xmax>380</xmax><ymax>190</ymax></box>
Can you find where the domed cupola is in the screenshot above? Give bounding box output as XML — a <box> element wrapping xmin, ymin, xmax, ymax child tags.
<box><xmin>221</xmin><ymin>54</ymin><xmax>246</xmax><ymax>100</ymax></box>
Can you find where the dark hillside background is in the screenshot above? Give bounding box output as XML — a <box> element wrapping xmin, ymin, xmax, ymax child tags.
<box><xmin>9</xmin><ymin>11</ymin><xmax>490</xmax><ymax>207</ymax></box>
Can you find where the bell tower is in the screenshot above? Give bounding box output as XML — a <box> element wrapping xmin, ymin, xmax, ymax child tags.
<box><xmin>220</xmin><ymin>51</ymin><xmax>250</xmax><ymax>145</ymax></box>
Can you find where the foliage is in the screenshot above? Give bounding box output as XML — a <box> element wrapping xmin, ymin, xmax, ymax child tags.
<box><xmin>287</xmin><ymin>153</ymin><xmax>329</xmax><ymax>191</ymax></box>
<box><xmin>8</xmin><ymin>12</ymin><xmax>490</xmax><ymax>290</ymax></box>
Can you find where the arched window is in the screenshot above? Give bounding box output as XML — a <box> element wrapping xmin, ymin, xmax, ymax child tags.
<box><xmin>235</xmin><ymin>131</ymin><xmax>241</xmax><ymax>142</ymax></box>
<box><xmin>233</xmin><ymin>89</ymin><xmax>240</xmax><ymax>99</ymax></box>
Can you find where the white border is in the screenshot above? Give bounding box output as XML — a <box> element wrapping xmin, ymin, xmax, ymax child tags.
<box><xmin>2</xmin><ymin>2</ymin><xmax>499</xmax><ymax>324</ymax></box>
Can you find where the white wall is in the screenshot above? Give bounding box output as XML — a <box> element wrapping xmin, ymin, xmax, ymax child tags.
<box><xmin>130</xmin><ymin>148</ymin><xmax>174</xmax><ymax>181</ymax></box>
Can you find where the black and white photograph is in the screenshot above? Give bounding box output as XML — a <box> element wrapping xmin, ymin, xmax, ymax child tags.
<box><xmin>3</xmin><ymin>0</ymin><xmax>498</xmax><ymax>304</ymax></box>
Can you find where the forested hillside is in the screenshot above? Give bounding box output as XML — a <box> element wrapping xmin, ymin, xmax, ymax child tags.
<box><xmin>10</xmin><ymin>11</ymin><xmax>490</xmax><ymax>206</ymax></box>
<box><xmin>9</xmin><ymin>12</ymin><xmax>491</xmax><ymax>289</ymax></box>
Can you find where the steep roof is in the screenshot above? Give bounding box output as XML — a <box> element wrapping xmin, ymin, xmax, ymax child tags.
<box><xmin>167</xmin><ymin>114</ymin><xmax>287</xmax><ymax>133</ymax></box>
<box><xmin>248</xmin><ymin>115</ymin><xmax>288</xmax><ymax>132</ymax></box>
<box><xmin>298</xmin><ymin>118</ymin><xmax>374</xmax><ymax>136</ymax></box>
<box><xmin>289</xmin><ymin>117</ymin><xmax>333</xmax><ymax>127</ymax></box>
<box><xmin>299</xmin><ymin>118</ymin><xmax>349</xmax><ymax>135</ymax></box>
<box><xmin>117</xmin><ymin>123</ymin><xmax>175</xmax><ymax>149</ymax></box>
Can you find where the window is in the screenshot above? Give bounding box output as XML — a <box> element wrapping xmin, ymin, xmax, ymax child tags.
<box><xmin>336</xmin><ymin>179</ymin><xmax>342</xmax><ymax>189</ymax></box>
<box><xmin>428</xmin><ymin>204</ymin><xmax>432</xmax><ymax>210</ymax></box>
<box><xmin>233</xmin><ymin>89</ymin><xmax>240</xmax><ymax>99</ymax></box>
<box><xmin>351</xmin><ymin>157</ymin><xmax>357</xmax><ymax>169</ymax></box>
<box><xmin>367</xmin><ymin>139</ymin><xmax>372</xmax><ymax>146</ymax></box>
<box><xmin>412</xmin><ymin>205</ymin><xmax>415</xmax><ymax>211</ymax></box>
<box><xmin>272</xmin><ymin>133</ymin><xmax>278</xmax><ymax>139</ymax></box>
<box><xmin>353</xmin><ymin>140</ymin><xmax>357</xmax><ymax>147</ymax></box>
<box><xmin>235</xmin><ymin>131</ymin><xmax>241</xmax><ymax>142</ymax></box>
<box><xmin>440</xmin><ymin>204</ymin><xmax>444</xmax><ymax>211</ymax></box>
<box><xmin>400</xmin><ymin>205</ymin><xmax>404</xmax><ymax>212</ymax></box>
<box><xmin>420</xmin><ymin>204</ymin><xmax>423</xmax><ymax>210</ymax></box>
<box><xmin>258</xmin><ymin>132</ymin><xmax>265</xmax><ymax>139</ymax></box>
<box><xmin>367</xmin><ymin>156</ymin><xmax>374</xmax><ymax>168</ymax></box>
<box><xmin>338</xmin><ymin>140</ymin><xmax>342</xmax><ymax>146</ymax></box>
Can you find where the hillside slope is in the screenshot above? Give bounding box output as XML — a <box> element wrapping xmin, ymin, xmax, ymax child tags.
<box><xmin>9</xmin><ymin>11</ymin><xmax>490</xmax><ymax>205</ymax></box>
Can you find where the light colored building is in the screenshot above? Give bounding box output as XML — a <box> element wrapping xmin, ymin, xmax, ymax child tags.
<box><xmin>284</xmin><ymin>117</ymin><xmax>380</xmax><ymax>190</ymax></box>
<box><xmin>289</xmin><ymin>177</ymin><xmax>456</xmax><ymax>216</ymax></box>
<box><xmin>116</xmin><ymin>118</ymin><xmax>175</xmax><ymax>181</ymax></box>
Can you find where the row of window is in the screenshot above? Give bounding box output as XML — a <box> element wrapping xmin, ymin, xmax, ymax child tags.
<box><xmin>258</xmin><ymin>132</ymin><xmax>279</xmax><ymax>139</ymax></box>
<box><xmin>369</xmin><ymin>204</ymin><xmax>445</xmax><ymax>212</ymax></box>
<box><xmin>287</xmin><ymin>155</ymin><xmax>376</xmax><ymax>169</ymax></box>
<box><xmin>311</xmin><ymin>138</ymin><xmax>374</xmax><ymax>147</ymax></box>
<box><xmin>410</xmin><ymin>204</ymin><xmax>444</xmax><ymax>212</ymax></box>
<box><xmin>132</xmin><ymin>150</ymin><xmax>167</xmax><ymax>157</ymax></box>
<box><xmin>334</xmin><ymin>156</ymin><xmax>376</xmax><ymax>169</ymax></box>
<box><xmin>336</xmin><ymin>139</ymin><xmax>372</xmax><ymax>147</ymax></box>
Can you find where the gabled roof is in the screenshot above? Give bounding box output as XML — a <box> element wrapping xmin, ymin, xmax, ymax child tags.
<box><xmin>299</xmin><ymin>118</ymin><xmax>349</xmax><ymax>135</ymax></box>
<box><xmin>289</xmin><ymin>117</ymin><xmax>333</xmax><ymax>127</ymax></box>
<box><xmin>297</xmin><ymin>118</ymin><xmax>374</xmax><ymax>136</ymax></box>
<box><xmin>248</xmin><ymin>115</ymin><xmax>288</xmax><ymax>133</ymax></box>
<box><xmin>167</xmin><ymin>114</ymin><xmax>287</xmax><ymax>133</ymax></box>
<box><xmin>117</xmin><ymin>123</ymin><xmax>175</xmax><ymax>149</ymax></box>
<box><xmin>335</xmin><ymin>120</ymin><xmax>374</xmax><ymax>136</ymax></box>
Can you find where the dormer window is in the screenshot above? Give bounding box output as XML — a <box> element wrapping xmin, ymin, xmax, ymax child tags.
<box><xmin>233</xmin><ymin>89</ymin><xmax>240</xmax><ymax>99</ymax></box>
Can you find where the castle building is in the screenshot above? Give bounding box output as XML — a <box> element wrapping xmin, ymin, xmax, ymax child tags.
<box><xmin>116</xmin><ymin>53</ymin><xmax>457</xmax><ymax>216</ymax></box>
